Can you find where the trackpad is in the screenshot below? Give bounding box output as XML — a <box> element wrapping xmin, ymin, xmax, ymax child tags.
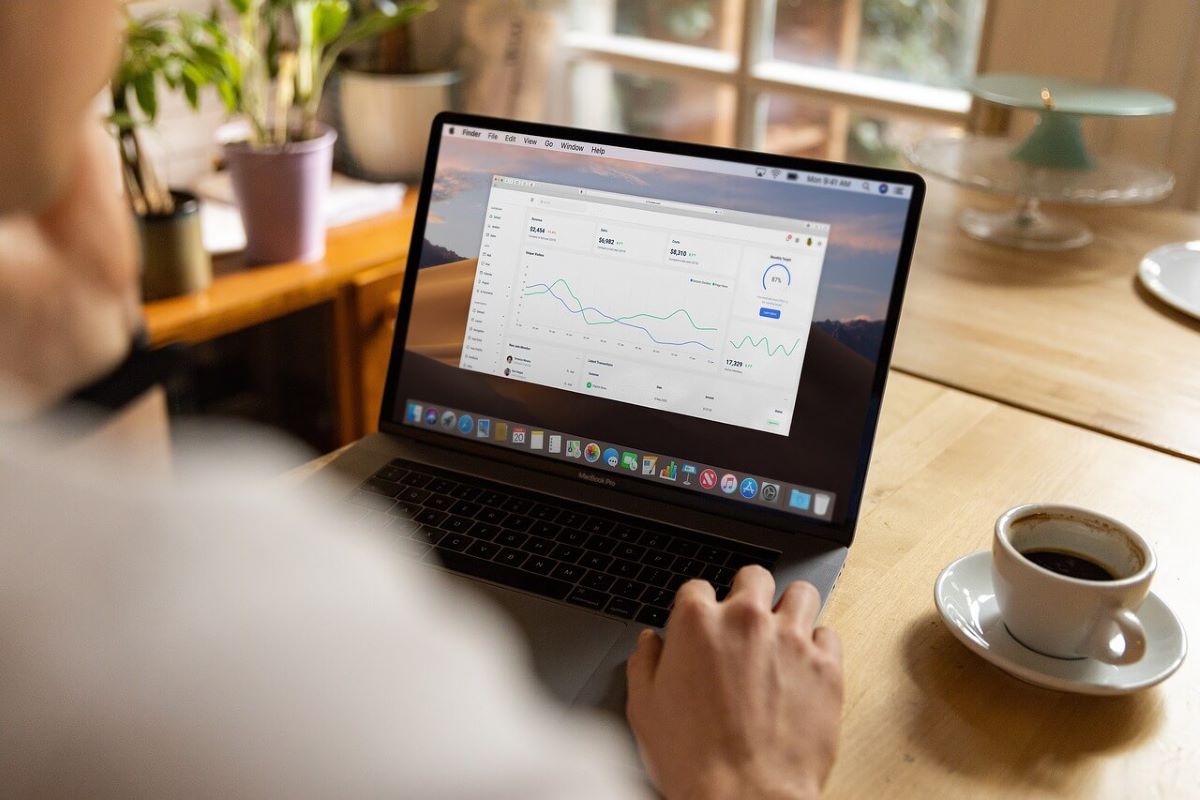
<box><xmin>451</xmin><ymin>575</ymin><xmax>627</xmax><ymax>703</ymax></box>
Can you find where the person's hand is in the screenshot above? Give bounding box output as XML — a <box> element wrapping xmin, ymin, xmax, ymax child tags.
<box><xmin>626</xmin><ymin>568</ymin><xmax>844</xmax><ymax>800</ymax></box>
<box><xmin>0</xmin><ymin>121</ymin><xmax>140</xmax><ymax>418</ymax></box>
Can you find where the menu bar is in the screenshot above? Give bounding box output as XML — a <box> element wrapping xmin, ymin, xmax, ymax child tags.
<box><xmin>444</xmin><ymin>123</ymin><xmax>911</xmax><ymax>199</ymax></box>
<box><xmin>404</xmin><ymin>399</ymin><xmax>837</xmax><ymax>522</ymax></box>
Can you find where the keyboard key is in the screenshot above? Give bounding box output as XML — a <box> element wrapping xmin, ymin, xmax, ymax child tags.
<box><xmin>475</xmin><ymin>507</ymin><xmax>507</xmax><ymax>525</ymax></box>
<box><xmin>580</xmin><ymin>552</ymin><xmax>613</xmax><ymax>571</ymax></box>
<box><xmin>584</xmin><ymin>535</ymin><xmax>617</xmax><ymax>554</ymax></box>
<box><xmin>374</xmin><ymin>465</ymin><xmax>406</xmax><ymax>483</ymax></box>
<box><xmin>399</xmin><ymin>487</ymin><xmax>431</xmax><ymax>504</ymax></box>
<box><xmin>440</xmin><ymin>515</ymin><xmax>474</xmax><ymax>534</ymax></box>
<box><xmin>349</xmin><ymin>491</ymin><xmax>396</xmax><ymax>512</ymax></box>
<box><xmin>611</xmin><ymin>523</ymin><xmax>643</xmax><ymax>541</ymax></box>
<box><xmin>641</xmin><ymin>587</ymin><xmax>674</xmax><ymax>608</ymax></box>
<box><xmin>428</xmin><ymin>478</ymin><xmax>457</xmax><ymax>495</ymax></box>
<box><xmin>438</xmin><ymin>533</ymin><xmax>472</xmax><ymax>552</ymax></box>
<box><xmin>641</xmin><ymin>531</ymin><xmax>671</xmax><ymax>550</ymax></box>
<box><xmin>636</xmin><ymin>606</ymin><xmax>669</xmax><ymax>628</ymax></box>
<box><xmin>667</xmin><ymin>539</ymin><xmax>699</xmax><ymax>557</ymax></box>
<box><xmin>495</xmin><ymin>531</ymin><xmax>528</xmax><ymax>548</ymax></box>
<box><xmin>697</xmin><ymin>545</ymin><xmax>730</xmax><ymax>565</ymax></box>
<box><xmin>702</xmin><ymin>565</ymin><xmax>735</xmax><ymax>586</ymax></box>
<box><xmin>531</xmin><ymin>521</ymin><xmax>561</xmax><ymax>538</ymax></box>
<box><xmin>520</xmin><ymin>535</ymin><xmax>555</xmax><ymax>556</ymax></box>
<box><xmin>502</xmin><ymin>514</ymin><xmax>535</xmax><ymax>533</ymax></box>
<box><xmin>641</xmin><ymin>551</ymin><xmax>675</xmax><ymax>570</ymax></box>
<box><xmin>567</xmin><ymin>587</ymin><xmax>608</xmax><ymax>611</ymax></box>
<box><xmin>582</xmin><ymin>517</ymin><xmax>615</xmax><ymax>535</ymax></box>
<box><xmin>614</xmin><ymin>543</ymin><xmax>646</xmax><ymax>561</ymax></box>
<box><xmin>448</xmin><ymin>484</ymin><xmax>482</xmax><ymax>501</ymax></box>
<box><xmin>466</xmin><ymin>540</ymin><xmax>500</xmax><ymax>560</ymax></box>
<box><xmin>674</xmin><ymin>558</ymin><xmax>705</xmax><ymax>578</ymax></box>
<box><xmin>417</xmin><ymin>526</ymin><xmax>445</xmax><ymax>546</ymax></box>
<box><xmin>362</xmin><ymin>478</ymin><xmax>402</xmax><ymax>497</ymax></box>
<box><xmin>666</xmin><ymin>573</ymin><xmax>689</xmax><ymax>591</ymax></box>
<box><xmin>468</xmin><ymin>522</ymin><xmax>501</xmax><ymax>540</ymax></box>
<box><xmin>581</xmin><ymin>571</ymin><xmax>616</xmax><ymax>592</ymax></box>
<box><xmin>555</xmin><ymin>510</ymin><xmax>588</xmax><ymax>528</ymax></box>
<box><xmin>495</xmin><ymin>548</ymin><xmax>528</xmax><ymax>568</ymax></box>
<box><xmin>607</xmin><ymin>559</ymin><xmax>641</xmax><ymax>579</ymax></box>
<box><xmin>550</xmin><ymin>544</ymin><xmax>583</xmax><ymax>563</ymax></box>
<box><xmin>415</xmin><ymin>508</ymin><xmax>447</xmax><ymax>526</ymax></box>
<box><xmin>605</xmin><ymin>597</ymin><xmax>640</xmax><ymax>619</ymax></box>
<box><xmin>425</xmin><ymin>495</ymin><xmax>454</xmax><ymax>512</ymax></box>
<box><xmin>449</xmin><ymin>500</ymin><xmax>482</xmax><ymax>517</ymax></box>
<box><xmin>399</xmin><ymin>472</ymin><xmax>432</xmax><ymax>488</ymax></box>
<box><xmin>638</xmin><ymin>566</ymin><xmax>670</xmax><ymax>587</ymax></box>
<box><xmin>501</xmin><ymin>497</ymin><xmax>533</xmax><ymax>514</ymax></box>
<box><xmin>551</xmin><ymin>563</ymin><xmax>585</xmax><ymax>583</ymax></box>
<box><xmin>523</xmin><ymin>556</ymin><xmax>557</xmax><ymax>575</ymax></box>
<box><xmin>389</xmin><ymin>501</ymin><xmax>422</xmax><ymax>517</ymax></box>
<box><xmin>529</xmin><ymin>504</ymin><xmax>559</xmax><ymax>521</ymax></box>
<box><xmin>476</xmin><ymin>489</ymin><xmax>507</xmax><ymax>507</ymax></box>
<box><xmin>556</xmin><ymin>528</ymin><xmax>588</xmax><ymax>546</ymax></box>
<box><xmin>612</xmin><ymin>579</ymin><xmax>646</xmax><ymax>600</ymax></box>
<box><xmin>433</xmin><ymin>549</ymin><xmax>572</xmax><ymax>601</ymax></box>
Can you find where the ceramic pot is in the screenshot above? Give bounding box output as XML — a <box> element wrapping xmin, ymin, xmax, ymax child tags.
<box><xmin>137</xmin><ymin>189</ymin><xmax>211</xmax><ymax>301</ymax></box>
<box><xmin>336</xmin><ymin>69</ymin><xmax>459</xmax><ymax>181</ymax></box>
<box><xmin>224</xmin><ymin>125</ymin><xmax>337</xmax><ymax>264</ymax></box>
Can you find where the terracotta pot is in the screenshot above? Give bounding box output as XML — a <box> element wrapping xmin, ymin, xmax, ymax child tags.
<box><xmin>137</xmin><ymin>189</ymin><xmax>211</xmax><ymax>301</ymax></box>
<box><xmin>224</xmin><ymin>125</ymin><xmax>337</xmax><ymax>264</ymax></box>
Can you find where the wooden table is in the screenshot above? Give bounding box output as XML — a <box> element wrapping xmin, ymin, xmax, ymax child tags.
<box><xmin>822</xmin><ymin>372</ymin><xmax>1198</xmax><ymax>798</ymax></box>
<box><xmin>893</xmin><ymin>183</ymin><xmax>1200</xmax><ymax>463</ymax></box>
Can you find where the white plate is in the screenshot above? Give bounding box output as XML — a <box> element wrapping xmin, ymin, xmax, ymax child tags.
<box><xmin>934</xmin><ymin>551</ymin><xmax>1186</xmax><ymax>695</ymax></box>
<box><xmin>1139</xmin><ymin>241</ymin><xmax>1200</xmax><ymax>321</ymax></box>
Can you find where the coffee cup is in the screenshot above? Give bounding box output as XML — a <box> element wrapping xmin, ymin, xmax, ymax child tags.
<box><xmin>992</xmin><ymin>504</ymin><xmax>1155</xmax><ymax>664</ymax></box>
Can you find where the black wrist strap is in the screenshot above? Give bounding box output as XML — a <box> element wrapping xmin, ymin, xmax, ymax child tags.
<box><xmin>66</xmin><ymin>329</ymin><xmax>187</xmax><ymax>412</ymax></box>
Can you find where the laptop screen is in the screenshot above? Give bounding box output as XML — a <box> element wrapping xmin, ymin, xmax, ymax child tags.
<box><xmin>383</xmin><ymin>114</ymin><xmax>922</xmax><ymax>540</ymax></box>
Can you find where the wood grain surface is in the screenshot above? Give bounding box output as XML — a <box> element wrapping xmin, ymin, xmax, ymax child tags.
<box><xmin>893</xmin><ymin>182</ymin><xmax>1200</xmax><ymax>462</ymax></box>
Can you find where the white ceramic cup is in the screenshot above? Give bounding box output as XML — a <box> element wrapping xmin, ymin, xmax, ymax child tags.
<box><xmin>992</xmin><ymin>504</ymin><xmax>1156</xmax><ymax>664</ymax></box>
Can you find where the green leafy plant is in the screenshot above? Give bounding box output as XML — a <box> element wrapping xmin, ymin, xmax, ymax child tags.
<box><xmin>110</xmin><ymin>7</ymin><xmax>240</xmax><ymax>215</ymax></box>
<box><xmin>224</xmin><ymin>0</ymin><xmax>435</xmax><ymax>143</ymax></box>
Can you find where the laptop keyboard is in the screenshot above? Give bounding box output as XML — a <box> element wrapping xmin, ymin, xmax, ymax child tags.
<box><xmin>348</xmin><ymin>458</ymin><xmax>780</xmax><ymax>627</ymax></box>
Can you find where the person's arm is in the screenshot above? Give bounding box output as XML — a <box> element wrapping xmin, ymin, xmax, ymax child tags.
<box><xmin>627</xmin><ymin>568</ymin><xmax>844</xmax><ymax>799</ymax></box>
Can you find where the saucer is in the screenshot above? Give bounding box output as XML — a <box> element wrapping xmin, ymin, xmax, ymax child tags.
<box><xmin>934</xmin><ymin>551</ymin><xmax>1187</xmax><ymax>695</ymax></box>
<box><xmin>1139</xmin><ymin>241</ymin><xmax>1200</xmax><ymax>321</ymax></box>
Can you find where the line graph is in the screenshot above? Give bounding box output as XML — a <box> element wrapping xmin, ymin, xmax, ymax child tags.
<box><xmin>729</xmin><ymin>335</ymin><xmax>804</xmax><ymax>357</ymax></box>
<box><xmin>523</xmin><ymin>278</ymin><xmax>718</xmax><ymax>350</ymax></box>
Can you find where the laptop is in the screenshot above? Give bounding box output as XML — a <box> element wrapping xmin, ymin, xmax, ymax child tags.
<box><xmin>319</xmin><ymin>112</ymin><xmax>925</xmax><ymax>712</ymax></box>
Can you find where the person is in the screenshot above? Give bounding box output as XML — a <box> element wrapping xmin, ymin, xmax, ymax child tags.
<box><xmin>0</xmin><ymin>4</ymin><xmax>844</xmax><ymax>798</ymax></box>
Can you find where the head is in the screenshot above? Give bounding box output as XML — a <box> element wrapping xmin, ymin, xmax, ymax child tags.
<box><xmin>0</xmin><ymin>2</ymin><xmax>123</xmax><ymax>214</ymax></box>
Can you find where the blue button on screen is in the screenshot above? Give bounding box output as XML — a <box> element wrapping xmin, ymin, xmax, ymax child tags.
<box><xmin>759</xmin><ymin>307</ymin><xmax>781</xmax><ymax>319</ymax></box>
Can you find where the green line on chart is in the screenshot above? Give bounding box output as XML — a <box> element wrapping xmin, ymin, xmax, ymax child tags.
<box><xmin>524</xmin><ymin>278</ymin><xmax>718</xmax><ymax>332</ymax></box>
<box><xmin>728</xmin><ymin>335</ymin><xmax>803</xmax><ymax>357</ymax></box>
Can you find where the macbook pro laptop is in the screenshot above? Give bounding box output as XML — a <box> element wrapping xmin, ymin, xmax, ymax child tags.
<box><xmin>319</xmin><ymin>112</ymin><xmax>925</xmax><ymax>712</ymax></box>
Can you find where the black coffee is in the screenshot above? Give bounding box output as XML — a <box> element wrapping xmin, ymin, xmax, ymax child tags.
<box><xmin>1020</xmin><ymin>548</ymin><xmax>1116</xmax><ymax>581</ymax></box>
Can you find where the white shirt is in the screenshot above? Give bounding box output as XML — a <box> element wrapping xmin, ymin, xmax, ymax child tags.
<box><xmin>0</xmin><ymin>420</ymin><xmax>648</xmax><ymax>798</ymax></box>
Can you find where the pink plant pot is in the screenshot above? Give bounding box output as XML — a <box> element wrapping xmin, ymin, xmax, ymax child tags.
<box><xmin>224</xmin><ymin>126</ymin><xmax>337</xmax><ymax>264</ymax></box>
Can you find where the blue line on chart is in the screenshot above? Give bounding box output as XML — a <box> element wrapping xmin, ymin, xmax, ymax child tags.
<box><xmin>525</xmin><ymin>282</ymin><xmax>716</xmax><ymax>350</ymax></box>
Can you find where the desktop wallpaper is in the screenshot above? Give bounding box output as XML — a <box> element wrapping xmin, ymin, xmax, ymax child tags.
<box><xmin>394</xmin><ymin>130</ymin><xmax>916</xmax><ymax>528</ymax></box>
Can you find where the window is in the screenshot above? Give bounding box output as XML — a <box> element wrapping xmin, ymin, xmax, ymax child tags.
<box><xmin>562</xmin><ymin>0</ymin><xmax>986</xmax><ymax>166</ymax></box>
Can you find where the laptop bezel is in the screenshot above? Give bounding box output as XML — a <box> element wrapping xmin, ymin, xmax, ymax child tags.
<box><xmin>378</xmin><ymin>112</ymin><xmax>924</xmax><ymax>548</ymax></box>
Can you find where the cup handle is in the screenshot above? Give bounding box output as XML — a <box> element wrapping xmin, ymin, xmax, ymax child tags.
<box><xmin>1084</xmin><ymin>608</ymin><xmax>1147</xmax><ymax>665</ymax></box>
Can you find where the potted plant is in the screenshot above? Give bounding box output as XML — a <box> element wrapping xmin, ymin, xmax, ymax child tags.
<box><xmin>335</xmin><ymin>0</ymin><xmax>458</xmax><ymax>180</ymax></box>
<box><xmin>110</xmin><ymin>7</ymin><xmax>235</xmax><ymax>300</ymax></box>
<box><xmin>216</xmin><ymin>0</ymin><xmax>432</xmax><ymax>263</ymax></box>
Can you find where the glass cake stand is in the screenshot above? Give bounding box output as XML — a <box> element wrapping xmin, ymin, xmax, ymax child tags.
<box><xmin>908</xmin><ymin>135</ymin><xmax>1175</xmax><ymax>250</ymax></box>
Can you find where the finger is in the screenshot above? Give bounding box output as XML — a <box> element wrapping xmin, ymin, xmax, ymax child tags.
<box><xmin>626</xmin><ymin>628</ymin><xmax>664</xmax><ymax>697</ymax></box>
<box><xmin>674</xmin><ymin>577</ymin><xmax>716</xmax><ymax>608</ymax></box>
<box><xmin>814</xmin><ymin>626</ymin><xmax>842</xmax><ymax>664</ymax></box>
<box><xmin>774</xmin><ymin>581</ymin><xmax>822</xmax><ymax>631</ymax></box>
<box><xmin>726</xmin><ymin>564</ymin><xmax>775</xmax><ymax>608</ymax></box>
